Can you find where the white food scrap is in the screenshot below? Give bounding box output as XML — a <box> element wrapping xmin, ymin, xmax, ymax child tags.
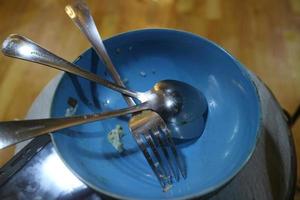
<box><xmin>163</xmin><ymin>183</ymin><xmax>173</xmax><ymax>192</ymax></box>
<box><xmin>65</xmin><ymin>97</ymin><xmax>78</xmax><ymax>117</ymax></box>
<box><xmin>139</xmin><ymin>71</ymin><xmax>147</xmax><ymax>77</ymax></box>
<box><xmin>65</xmin><ymin>104</ymin><xmax>78</xmax><ymax>117</ymax></box>
<box><xmin>107</xmin><ymin>125</ymin><xmax>124</xmax><ymax>153</ymax></box>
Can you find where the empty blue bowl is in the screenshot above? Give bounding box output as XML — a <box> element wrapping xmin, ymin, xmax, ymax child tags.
<box><xmin>50</xmin><ymin>29</ymin><xmax>261</xmax><ymax>199</ymax></box>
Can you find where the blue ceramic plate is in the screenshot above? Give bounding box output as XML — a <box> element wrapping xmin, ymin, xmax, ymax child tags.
<box><xmin>51</xmin><ymin>29</ymin><xmax>261</xmax><ymax>200</ymax></box>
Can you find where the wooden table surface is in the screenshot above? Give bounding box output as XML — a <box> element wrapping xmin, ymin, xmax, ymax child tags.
<box><xmin>0</xmin><ymin>0</ymin><xmax>299</xmax><ymax>197</ymax></box>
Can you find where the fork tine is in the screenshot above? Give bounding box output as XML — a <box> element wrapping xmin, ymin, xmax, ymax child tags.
<box><xmin>151</xmin><ymin>127</ymin><xmax>179</xmax><ymax>182</ymax></box>
<box><xmin>143</xmin><ymin>131</ymin><xmax>172</xmax><ymax>184</ymax></box>
<box><xmin>160</xmin><ymin>124</ymin><xmax>187</xmax><ymax>179</ymax></box>
<box><xmin>132</xmin><ymin>132</ymin><xmax>169</xmax><ymax>189</ymax></box>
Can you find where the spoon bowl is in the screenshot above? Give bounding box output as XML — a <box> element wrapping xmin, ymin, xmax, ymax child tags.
<box><xmin>145</xmin><ymin>80</ymin><xmax>208</xmax><ymax>139</ymax></box>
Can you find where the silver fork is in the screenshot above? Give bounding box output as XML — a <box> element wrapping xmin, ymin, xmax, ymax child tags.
<box><xmin>65</xmin><ymin>0</ymin><xmax>186</xmax><ymax>189</ymax></box>
<box><xmin>129</xmin><ymin>111</ymin><xmax>185</xmax><ymax>189</ymax></box>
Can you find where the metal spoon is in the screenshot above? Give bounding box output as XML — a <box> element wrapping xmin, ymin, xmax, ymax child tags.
<box><xmin>2</xmin><ymin>34</ymin><xmax>208</xmax><ymax>139</ymax></box>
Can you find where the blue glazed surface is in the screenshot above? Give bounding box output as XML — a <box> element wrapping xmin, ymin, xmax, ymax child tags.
<box><xmin>50</xmin><ymin>29</ymin><xmax>261</xmax><ymax>199</ymax></box>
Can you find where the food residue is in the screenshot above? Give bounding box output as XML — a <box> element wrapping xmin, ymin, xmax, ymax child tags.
<box><xmin>107</xmin><ymin>125</ymin><xmax>125</xmax><ymax>153</ymax></box>
<box><xmin>65</xmin><ymin>97</ymin><xmax>78</xmax><ymax>117</ymax></box>
<box><xmin>139</xmin><ymin>71</ymin><xmax>147</xmax><ymax>77</ymax></box>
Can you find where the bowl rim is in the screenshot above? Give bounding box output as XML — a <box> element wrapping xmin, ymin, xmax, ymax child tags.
<box><xmin>50</xmin><ymin>28</ymin><xmax>262</xmax><ymax>200</ymax></box>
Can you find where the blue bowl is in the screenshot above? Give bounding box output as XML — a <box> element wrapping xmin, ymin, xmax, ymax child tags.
<box><xmin>50</xmin><ymin>29</ymin><xmax>261</xmax><ymax>199</ymax></box>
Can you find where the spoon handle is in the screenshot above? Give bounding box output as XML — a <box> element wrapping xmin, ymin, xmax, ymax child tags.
<box><xmin>1</xmin><ymin>34</ymin><xmax>140</xmax><ymax>99</ymax></box>
<box><xmin>65</xmin><ymin>1</ymin><xmax>136</xmax><ymax>106</ymax></box>
<box><xmin>0</xmin><ymin>103</ymin><xmax>148</xmax><ymax>150</ymax></box>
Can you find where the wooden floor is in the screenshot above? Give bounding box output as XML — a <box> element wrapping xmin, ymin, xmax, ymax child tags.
<box><xmin>0</xmin><ymin>0</ymin><xmax>299</xmax><ymax>197</ymax></box>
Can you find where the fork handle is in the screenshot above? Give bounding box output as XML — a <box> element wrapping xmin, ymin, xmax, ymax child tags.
<box><xmin>65</xmin><ymin>0</ymin><xmax>136</xmax><ymax>107</ymax></box>
<box><xmin>0</xmin><ymin>103</ymin><xmax>149</xmax><ymax>150</ymax></box>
